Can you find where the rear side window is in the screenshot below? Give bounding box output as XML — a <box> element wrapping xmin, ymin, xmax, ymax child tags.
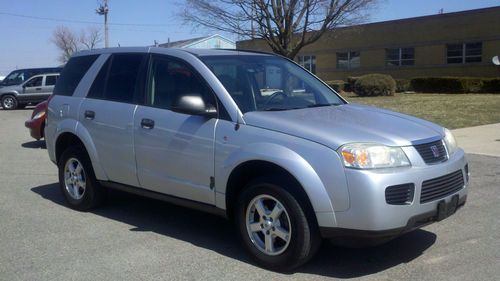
<box><xmin>53</xmin><ymin>55</ymin><xmax>98</xmax><ymax>96</ymax></box>
<box><xmin>87</xmin><ymin>59</ymin><xmax>110</xmax><ymax>99</ymax></box>
<box><xmin>105</xmin><ymin>54</ymin><xmax>145</xmax><ymax>103</ymax></box>
<box><xmin>45</xmin><ymin>75</ymin><xmax>58</xmax><ymax>86</ymax></box>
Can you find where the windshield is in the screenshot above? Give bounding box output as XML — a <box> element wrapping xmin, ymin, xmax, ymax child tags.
<box><xmin>1</xmin><ymin>70</ymin><xmax>25</xmax><ymax>86</ymax></box>
<box><xmin>201</xmin><ymin>55</ymin><xmax>344</xmax><ymax>113</ymax></box>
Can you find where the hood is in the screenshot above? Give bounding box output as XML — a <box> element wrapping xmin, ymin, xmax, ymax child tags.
<box><xmin>0</xmin><ymin>85</ymin><xmax>20</xmax><ymax>93</ymax></box>
<box><xmin>243</xmin><ymin>103</ymin><xmax>444</xmax><ymax>150</ymax></box>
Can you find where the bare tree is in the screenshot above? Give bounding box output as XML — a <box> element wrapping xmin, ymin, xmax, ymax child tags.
<box><xmin>79</xmin><ymin>27</ymin><xmax>103</xmax><ymax>50</ymax></box>
<box><xmin>182</xmin><ymin>0</ymin><xmax>378</xmax><ymax>58</ymax></box>
<box><xmin>52</xmin><ymin>26</ymin><xmax>103</xmax><ymax>63</ymax></box>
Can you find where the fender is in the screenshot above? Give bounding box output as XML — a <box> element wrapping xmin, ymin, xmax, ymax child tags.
<box><xmin>217</xmin><ymin>142</ymin><xmax>337</xmax><ymax>227</ymax></box>
<box><xmin>54</xmin><ymin>119</ymin><xmax>109</xmax><ymax>181</ymax></box>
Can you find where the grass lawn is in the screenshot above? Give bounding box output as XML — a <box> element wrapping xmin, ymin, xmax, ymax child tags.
<box><xmin>341</xmin><ymin>92</ymin><xmax>500</xmax><ymax>129</ymax></box>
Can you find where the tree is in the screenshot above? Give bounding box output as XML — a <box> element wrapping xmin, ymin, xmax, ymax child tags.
<box><xmin>52</xmin><ymin>26</ymin><xmax>103</xmax><ymax>63</ymax></box>
<box><xmin>181</xmin><ymin>0</ymin><xmax>378</xmax><ymax>59</ymax></box>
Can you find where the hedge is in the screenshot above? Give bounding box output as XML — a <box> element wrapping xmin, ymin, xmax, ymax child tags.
<box><xmin>410</xmin><ymin>77</ymin><xmax>500</xmax><ymax>93</ymax></box>
<box><xmin>325</xmin><ymin>80</ymin><xmax>348</xmax><ymax>92</ymax></box>
<box><xmin>353</xmin><ymin>74</ymin><xmax>396</xmax><ymax>96</ymax></box>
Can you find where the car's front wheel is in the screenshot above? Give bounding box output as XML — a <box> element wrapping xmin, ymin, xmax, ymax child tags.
<box><xmin>58</xmin><ymin>146</ymin><xmax>105</xmax><ymax>211</ymax></box>
<box><xmin>236</xmin><ymin>177</ymin><xmax>320</xmax><ymax>271</ymax></box>
<box><xmin>1</xmin><ymin>95</ymin><xmax>18</xmax><ymax>110</ymax></box>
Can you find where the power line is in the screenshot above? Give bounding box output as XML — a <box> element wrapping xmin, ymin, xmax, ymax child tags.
<box><xmin>0</xmin><ymin>11</ymin><xmax>176</xmax><ymax>27</ymax></box>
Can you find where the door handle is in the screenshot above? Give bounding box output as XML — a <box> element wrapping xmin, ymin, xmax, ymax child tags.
<box><xmin>84</xmin><ymin>110</ymin><xmax>95</xmax><ymax>120</ymax></box>
<box><xmin>35</xmin><ymin>88</ymin><xmax>42</xmax><ymax>91</ymax></box>
<box><xmin>141</xmin><ymin>118</ymin><xmax>155</xmax><ymax>129</ymax></box>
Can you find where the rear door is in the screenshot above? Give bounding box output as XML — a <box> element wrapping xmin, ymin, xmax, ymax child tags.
<box><xmin>79</xmin><ymin>53</ymin><xmax>147</xmax><ymax>187</ymax></box>
<box><xmin>42</xmin><ymin>75</ymin><xmax>59</xmax><ymax>97</ymax></box>
<box><xmin>133</xmin><ymin>54</ymin><xmax>217</xmax><ymax>204</ymax></box>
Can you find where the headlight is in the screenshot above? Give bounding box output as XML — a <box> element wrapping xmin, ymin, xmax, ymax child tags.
<box><xmin>32</xmin><ymin>111</ymin><xmax>45</xmax><ymax>120</ymax></box>
<box><xmin>443</xmin><ymin>128</ymin><xmax>457</xmax><ymax>156</ymax></box>
<box><xmin>339</xmin><ymin>143</ymin><xmax>411</xmax><ymax>169</ymax></box>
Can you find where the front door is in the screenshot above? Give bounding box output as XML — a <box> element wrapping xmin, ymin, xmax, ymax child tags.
<box><xmin>134</xmin><ymin>55</ymin><xmax>217</xmax><ymax>204</ymax></box>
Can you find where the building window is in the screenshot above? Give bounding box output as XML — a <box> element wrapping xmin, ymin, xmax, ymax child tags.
<box><xmin>447</xmin><ymin>42</ymin><xmax>482</xmax><ymax>64</ymax></box>
<box><xmin>298</xmin><ymin>55</ymin><xmax>316</xmax><ymax>74</ymax></box>
<box><xmin>336</xmin><ymin>51</ymin><xmax>360</xmax><ymax>70</ymax></box>
<box><xmin>386</xmin><ymin>48</ymin><xmax>415</xmax><ymax>66</ymax></box>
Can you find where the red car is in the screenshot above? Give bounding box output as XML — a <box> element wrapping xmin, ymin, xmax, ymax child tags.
<box><xmin>25</xmin><ymin>101</ymin><xmax>47</xmax><ymax>140</ymax></box>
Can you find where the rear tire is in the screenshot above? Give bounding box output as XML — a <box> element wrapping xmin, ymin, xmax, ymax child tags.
<box><xmin>58</xmin><ymin>145</ymin><xmax>105</xmax><ymax>211</ymax></box>
<box><xmin>1</xmin><ymin>95</ymin><xmax>18</xmax><ymax>110</ymax></box>
<box><xmin>235</xmin><ymin>177</ymin><xmax>321</xmax><ymax>271</ymax></box>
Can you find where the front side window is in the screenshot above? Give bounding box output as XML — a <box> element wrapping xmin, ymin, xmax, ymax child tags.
<box><xmin>336</xmin><ymin>51</ymin><xmax>360</xmax><ymax>69</ymax></box>
<box><xmin>297</xmin><ymin>55</ymin><xmax>316</xmax><ymax>74</ymax></box>
<box><xmin>386</xmin><ymin>48</ymin><xmax>415</xmax><ymax>66</ymax></box>
<box><xmin>148</xmin><ymin>55</ymin><xmax>215</xmax><ymax>110</ymax></box>
<box><xmin>447</xmin><ymin>42</ymin><xmax>482</xmax><ymax>64</ymax></box>
<box><xmin>24</xmin><ymin>76</ymin><xmax>43</xmax><ymax>87</ymax></box>
<box><xmin>202</xmin><ymin>55</ymin><xmax>344</xmax><ymax>113</ymax></box>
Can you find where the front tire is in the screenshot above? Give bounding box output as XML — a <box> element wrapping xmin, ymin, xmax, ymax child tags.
<box><xmin>58</xmin><ymin>146</ymin><xmax>105</xmax><ymax>211</ymax></box>
<box><xmin>235</xmin><ymin>177</ymin><xmax>320</xmax><ymax>271</ymax></box>
<box><xmin>1</xmin><ymin>95</ymin><xmax>18</xmax><ymax>110</ymax></box>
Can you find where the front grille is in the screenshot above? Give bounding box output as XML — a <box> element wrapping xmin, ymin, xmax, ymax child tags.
<box><xmin>420</xmin><ymin>170</ymin><xmax>464</xmax><ymax>203</ymax></box>
<box><xmin>385</xmin><ymin>184</ymin><xmax>415</xmax><ymax>205</ymax></box>
<box><xmin>414</xmin><ymin>140</ymin><xmax>448</xmax><ymax>164</ymax></box>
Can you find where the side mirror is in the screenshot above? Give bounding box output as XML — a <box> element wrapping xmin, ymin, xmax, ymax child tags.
<box><xmin>171</xmin><ymin>94</ymin><xmax>217</xmax><ymax>118</ymax></box>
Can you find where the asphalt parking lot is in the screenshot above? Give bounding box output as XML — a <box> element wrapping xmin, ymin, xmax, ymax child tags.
<box><xmin>1</xmin><ymin>108</ymin><xmax>499</xmax><ymax>281</ymax></box>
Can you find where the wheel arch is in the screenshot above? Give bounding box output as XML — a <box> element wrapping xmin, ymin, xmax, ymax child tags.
<box><xmin>220</xmin><ymin>143</ymin><xmax>336</xmax><ymax>227</ymax></box>
<box><xmin>54</xmin><ymin>123</ymin><xmax>108</xmax><ymax>181</ymax></box>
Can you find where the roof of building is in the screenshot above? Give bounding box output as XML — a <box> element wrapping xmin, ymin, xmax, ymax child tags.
<box><xmin>158</xmin><ymin>34</ymin><xmax>235</xmax><ymax>48</ymax></box>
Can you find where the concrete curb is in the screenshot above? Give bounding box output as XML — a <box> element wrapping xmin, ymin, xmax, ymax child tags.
<box><xmin>452</xmin><ymin>123</ymin><xmax>500</xmax><ymax>157</ymax></box>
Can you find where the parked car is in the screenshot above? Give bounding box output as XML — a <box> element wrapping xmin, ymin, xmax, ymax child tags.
<box><xmin>0</xmin><ymin>67</ymin><xmax>62</xmax><ymax>88</ymax></box>
<box><xmin>25</xmin><ymin>101</ymin><xmax>48</xmax><ymax>140</ymax></box>
<box><xmin>0</xmin><ymin>73</ymin><xmax>59</xmax><ymax>110</ymax></box>
<box><xmin>46</xmin><ymin>48</ymin><xmax>468</xmax><ymax>271</ymax></box>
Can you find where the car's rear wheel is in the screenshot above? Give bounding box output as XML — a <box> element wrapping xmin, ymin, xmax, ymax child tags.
<box><xmin>58</xmin><ymin>145</ymin><xmax>105</xmax><ymax>211</ymax></box>
<box><xmin>235</xmin><ymin>177</ymin><xmax>320</xmax><ymax>271</ymax></box>
<box><xmin>1</xmin><ymin>95</ymin><xmax>18</xmax><ymax>110</ymax></box>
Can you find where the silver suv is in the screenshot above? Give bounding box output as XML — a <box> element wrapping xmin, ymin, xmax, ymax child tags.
<box><xmin>0</xmin><ymin>73</ymin><xmax>59</xmax><ymax>110</ymax></box>
<box><xmin>46</xmin><ymin>48</ymin><xmax>468</xmax><ymax>270</ymax></box>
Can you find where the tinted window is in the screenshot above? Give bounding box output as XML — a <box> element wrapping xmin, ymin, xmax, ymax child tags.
<box><xmin>148</xmin><ymin>56</ymin><xmax>215</xmax><ymax>110</ymax></box>
<box><xmin>87</xmin><ymin>58</ymin><xmax>110</xmax><ymax>99</ymax></box>
<box><xmin>45</xmin><ymin>75</ymin><xmax>58</xmax><ymax>86</ymax></box>
<box><xmin>105</xmin><ymin>54</ymin><xmax>145</xmax><ymax>103</ymax></box>
<box><xmin>53</xmin><ymin>55</ymin><xmax>98</xmax><ymax>96</ymax></box>
<box><xmin>25</xmin><ymin>76</ymin><xmax>43</xmax><ymax>87</ymax></box>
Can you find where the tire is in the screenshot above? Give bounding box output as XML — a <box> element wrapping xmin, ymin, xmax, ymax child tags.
<box><xmin>58</xmin><ymin>145</ymin><xmax>106</xmax><ymax>211</ymax></box>
<box><xmin>1</xmin><ymin>95</ymin><xmax>18</xmax><ymax>110</ymax></box>
<box><xmin>235</xmin><ymin>177</ymin><xmax>321</xmax><ymax>271</ymax></box>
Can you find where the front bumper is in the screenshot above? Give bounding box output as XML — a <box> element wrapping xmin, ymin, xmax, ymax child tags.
<box><xmin>326</xmin><ymin>148</ymin><xmax>468</xmax><ymax>236</ymax></box>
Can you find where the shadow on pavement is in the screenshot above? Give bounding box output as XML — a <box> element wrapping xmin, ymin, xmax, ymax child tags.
<box><xmin>21</xmin><ymin>140</ymin><xmax>46</xmax><ymax>149</ymax></box>
<box><xmin>31</xmin><ymin>183</ymin><xmax>436</xmax><ymax>278</ymax></box>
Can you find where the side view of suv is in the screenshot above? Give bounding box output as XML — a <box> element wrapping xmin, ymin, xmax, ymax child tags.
<box><xmin>46</xmin><ymin>48</ymin><xmax>468</xmax><ymax>270</ymax></box>
<box><xmin>0</xmin><ymin>73</ymin><xmax>59</xmax><ymax>110</ymax></box>
<box><xmin>0</xmin><ymin>67</ymin><xmax>63</xmax><ymax>88</ymax></box>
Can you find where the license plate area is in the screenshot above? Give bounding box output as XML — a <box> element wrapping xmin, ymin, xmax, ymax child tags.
<box><xmin>436</xmin><ymin>195</ymin><xmax>459</xmax><ymax>221</ymax></box>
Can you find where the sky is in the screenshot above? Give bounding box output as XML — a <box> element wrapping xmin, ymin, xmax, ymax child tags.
<box><xmin>0</xmin><ymin>0</ymin><xmax>499</xmax><ymax>76</ymax></box>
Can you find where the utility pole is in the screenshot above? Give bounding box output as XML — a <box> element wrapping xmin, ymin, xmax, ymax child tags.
<box><xmin>96</xmin><ymin>0</ymin><xmax>109</xmax><ymax>48</ymax></box>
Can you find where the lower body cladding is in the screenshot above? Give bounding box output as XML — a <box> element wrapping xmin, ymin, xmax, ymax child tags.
<box><xmin>321</xmin><ymin>149</ymin><xmax>468</xmax><ymax>243</ymax></box>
